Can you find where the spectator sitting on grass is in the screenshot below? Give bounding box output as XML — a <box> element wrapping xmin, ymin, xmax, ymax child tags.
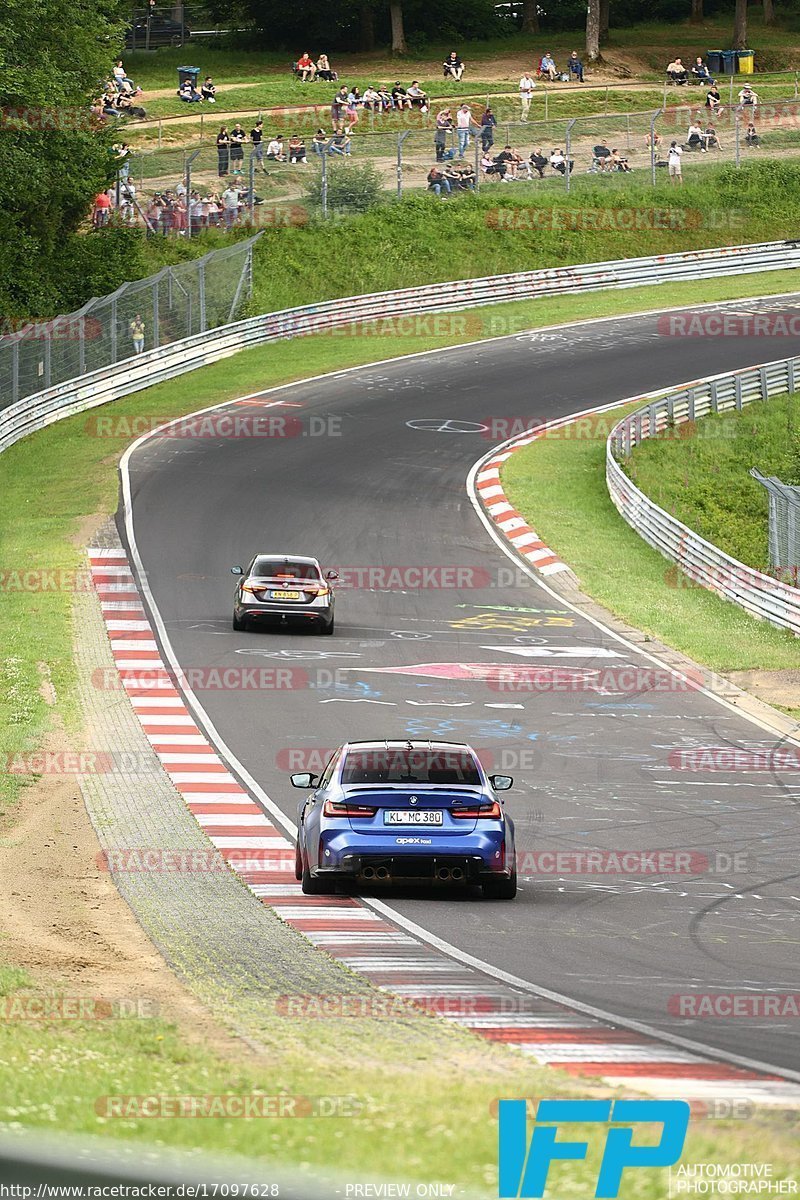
<box><xmin>316</xmin><ymin>54</ymin><xmax>337</xmax><ymax>81</ymax></box>
<box><xmin>113</xmin><ymin>61</ymin><xmax>140</xmax><ymax>92</ymax></box>
<box><xmin>705</xmin><ymin>84</ymin><xmax>724</xmax><ymax>115</ymax></box>
<box><xmin>296</xmin><ymin>52</ymin><xmax>316</xmax><ymax>81</ymax></box>
<box><xmin>288</xmin><ymin>134</ymin><xmax>307</xmax><ymax>163</ymax></box>
<box><xmin>312</xmin><ymin>127</ymin><xmax>328</xmax><ymax>154</ymax></box>
<box><xmin>568</xmin><ymin>51</ymin><xmax>584</xmax><ymax>82</ymax></box>
<box><xmin>539</xmin><ymin>53</ymin><xmax>558</xmax><ymax>81</ymax></box>
<box><xmin>704</xmin><ymin>122</ymin><xmax>722</xmax><ymax>150</ymax></box>
<box><xmin>666</xmin><ymin>58</ymin><xmax>688</xmax><ymax>85</ymax></box>
<box><xmin>593</xmin><ymin>140</ymin><xmax>613</xmax><ymax>170</ymax></box>
<box><xmin>179</xmin><ymin>79</ymin><xmax>201</xmax><ymax>102</ymax></box>
<box><xmin>392</xmin><ymin>81</ymin><xmax>412</xmax><ymax>109</ymax></box>
<box><xmin>745</xmin><ymin>121</ymin><xmax>760</xmax><ymax>147</ymax></box>
<box><xmin>496</xmin><ymin>145</ymin><xmax>523</xmax><ymax>179</ymax></box>
<box><xmin>550</xmin><ymin>147</ymin><xmax>573</xmax><ymax>174</ymax></box>
<box><xmin>407</xmin><ymin>81</ymin><xmax>429</xmax><ymax>110</ymax></box>
<box><xmin>528</xmin><ymin>147</ymin><xmax>548</xmax><ymax>178</ymax></box>
<box><xmin>453</xmin><ymin>162</ymin><xmax>476</xmax><ymax>190</ymax></box>
<box><xmin>687</xmin><ymin>120</ymin><xmax>704</xmax><ymax>150</ymax></box>
<box><xmin>266</xmin><ymin>134</ymin><xmax>286</xmax><ymax>161</ymax></box>
<box><xmin>329</xmin><ymin>130</ymin><xmax>352</xmax><ymax>155</ymax></box>
<box><xmin>691</xmin><ymin>57</ymin><xmax>712</xmax><ymax>85</ymax></box>
<box><xmin>443</xmin><ymin>51</ymin><xmax>464</xmax><ymax>81</ymax></box>
<box><xmin>481</xmin><ymin>151</ymin><xmax>507</xmax><ymax>179</ymax></box>
<box><xmin>376</xmin><ymin>85</ymin><xmax>394</xmax><ymax>110</ymax></box>
<box><xmin>738</xmin><ymin>85</ymin><xmax>758</xmax><ymax>107</ymax></box>
<box><xmin>201</xmin><ymin>77</ymin><xmax>216</xmax><ymax>102</ymax></box>
<box><xmin>427</xmin><ymin>165</ymin><xmax>451</xmax><ymax>196</ymax></box>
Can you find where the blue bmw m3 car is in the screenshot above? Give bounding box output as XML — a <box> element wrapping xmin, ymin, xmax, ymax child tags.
<box><xmin>291</xmin><ymin>740</ymin><xmax>517</xmax><ymax>899</ymax></box>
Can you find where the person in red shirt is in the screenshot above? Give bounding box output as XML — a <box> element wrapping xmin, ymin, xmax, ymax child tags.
<box><xmin>93</xmin><ymin>191</ymin><xmax>112</xmax><ymax>228</ymax></box>
<box><xmin>296</xmin><ymin>53</ymin><xmax>316</xmax><ymax>82</ymax></box>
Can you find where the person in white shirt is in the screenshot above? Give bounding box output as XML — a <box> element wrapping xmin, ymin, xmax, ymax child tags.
<box><xmin>687</xmin><ymin>121</ymin><xmax>705</xmax><ymax>151</ymax></box>
<box><xmin>266</xmin><ymin>137</ymin><xmax>286</xmax><ymax>161</ymax></box>
<box><xmin>221</xmin><ymin>185</ymin><xmax>240</xmax><ymax>227</ymax></box>
<box><xmin>667</xmin><ymin>141</ymin><xmax>683</xmax><ymax>183</ymax></box>
<box><xmin>456</xmin><ymin>104</ymin><xmax>472</xmax><ymax>155</ymax></box>
<box><xmin>519</xmin><ymin>73</ymin><xmax>535</xmax><ymax>120</ymax></box>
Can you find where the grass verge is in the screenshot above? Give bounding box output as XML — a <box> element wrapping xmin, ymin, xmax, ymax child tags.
<box><xmin>2</xmin><ymin>271</ymin><xmax>800</xmax><ymax>1183</ymax></box>
<box><xmin>501</xmin><ymin>402</ymin><xmax>800</xmax><ymax>676</ymax></box>
<box><xmin>624</xmin><ymin>391</ymin><xmax>800</xmax><ymax>571</ymax></box>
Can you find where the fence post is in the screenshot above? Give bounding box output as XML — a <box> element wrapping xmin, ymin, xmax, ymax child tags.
<box><xmin>565</xmin><ymin>118</ymin><xmax>576</xmax><ymax>194</ymax></box>
<box><xmin>321</xmin><ymin>146</ymin><xmax>328</xmax><ymax>219</ymax></box>
<box><xmin>249</xmin><ymin>152</ymin><xmax>256</xmax><ymax>224</ymax></box>
<box><xmin>729</xmin><ymin>75</ymin><xmax>734</xmax><ymax>106</ymax></box>
<box><xmin>650</xmin><ymin>112</ymin><xmax>659</xmax><ymax>187</ymax></box>
<box><xmin>735</xmin><ymin>112</ymin><xmax>741</xmax><ymax>168</ymax></box>
<box><xmin>110</xmin><ymin>298</ymin><xmax>117</xmax><ymax>365</ymax></box>
<box><xmin>544</xmin><ymin>88</ymin><xmax>548</xmax><ymax>121</ymax></box>
<box><xmin>152</xmin><ymin>277</ymin><xmax>160</xmax><ymax>349</ymax></box>
<box><xmin>199</xmin><ymin>260</ymin><xmax>207</xmax><ymax>332</ymax></box>
<box><xmin>396</xmin><ymin>131</ymin><xmax>411</xmax><ymax>199</ymax></box>
<box><xmin>626</xmin><ymin>112</ymin><xmax>631</xmax><ymax>151</ymax></box>
<box><xmin>474</xmin><ymin>132</ymin><xmax>480</xmax><ymax>192</ymax></box>
<box><xmin>11</xmin><ymin>338</ymin><xmax>19</xmax><ymax>405</ymax></box>
<box><xmin>184</xmin><ymin>148</ymin><xmax>201</xmax><ymax>239</ymax></box>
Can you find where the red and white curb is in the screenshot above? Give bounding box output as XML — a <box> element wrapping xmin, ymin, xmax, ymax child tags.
<box><xmin>474</xmin><ymin>422</ymin><xmax>579</xmax><ymax>576</ymax></box>
<box><xmin>88</xmin><ymin>546</ymin><xmax>800</xmax><ymax>1106</ymax></box>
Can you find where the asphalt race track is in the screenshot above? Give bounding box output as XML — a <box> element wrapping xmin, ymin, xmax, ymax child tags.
<box><xmin>122</xmin><ymin>296</ymin><xmax>800</xmax><ymax>1076</ymax></box>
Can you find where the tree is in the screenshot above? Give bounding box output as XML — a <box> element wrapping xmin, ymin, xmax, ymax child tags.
<box><xmin>599</xmin><ymin>0</ymin><xmax>610</xmax><ymax>43</ymax></box>
<box><xmin>690</xmin><ymin>0</ymin><xmax>703</xmax><ymax>23</ymax></box>
<box><xmin>586</xmin><ymin>0</ymin><xmax>601</xmax><ymax>62</ymax></box>
<box><xmin>389</xmin><ymin>0</ymin><xmax>407</xmax><ymax>53</ymax></box>
<box><xmin>732</xmin><ymin>0</ymin><xmax>748</xmax><ymax>49</ymax></box>
<box><xmin>763</xmin><ymin>0</ymin><xmax>775</xmax><ymax>24</ymax></box>
<box><xmin>521</xmin><ymin>0</ymin><xmax>539</xmax><ymax>34</ymax></box>
<box><xmin>360</xmin><ymin>2</ymin><xmax>376</xmax><ymax>49</ymax></box>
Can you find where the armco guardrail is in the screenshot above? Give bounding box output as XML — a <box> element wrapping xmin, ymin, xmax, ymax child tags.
<box><xmin>607</xmin><ymin>356</ymin><xmax>800</xmax><ymax>635</ymax></box>
<box><xmin>2</xmin><ymin>238</ymin><xmax>800</xmax><ymax>457</ymax></box>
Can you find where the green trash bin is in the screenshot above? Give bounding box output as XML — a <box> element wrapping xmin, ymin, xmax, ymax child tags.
<box><xmin>720</xmin><ymin>51</ymin><xmax>737</xmax><ymax>75</ymax></box>
<box><xmin>177</xmin><ymin>66</ymin><xmax>200</xmax><ymax>89</ymax></box>
<box><xmin>707</xmin><ymin>50</ymin><xmax>723</xmax><ymax>75</ymax></box>
<box><xmin>738</xmin><ymin>50</ymin><xmax>755</xmax><ymax>75</ymax></box>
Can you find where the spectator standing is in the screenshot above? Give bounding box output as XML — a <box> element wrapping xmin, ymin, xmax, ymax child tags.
<box><xmin>229</xmin><ymin>123</ymin><xmax>245</xmax><ymax>174</ymax></box>
<box><xmin>456</xmin><ymin>104</ymin><xmax>472</xmax><ymax>155</ymax></box>
<box><xmin>332</xmin><ymin>85</ymin><xmax>349</xmax><ymax>130</ymax></box>
<box><xmin>568</xmin><ymin>51</ymin><xmax>584</xmax><ymax>82</ymax></box>
<box><xmin>216</xmin><ymin>127</ymin><xmax>230</xmax><ymax>177</ymax></box>
<box><xmin>251</xmin><ymin>120</ymin><xmax>264</xmax><ymax>169</ymax></box>
<box><xmin>480</xmin><ymin>106</ymin><xmax>497</xmax><ymax>152</ymax></box>
<box><xmin>519</xmin><ymin>72</ymin><xmax>535</xmax><ymax>120</ymax></box>
<box><xmin>435</xmin><ymin>108</ymin><xmax>453</xmax><ymax>161</ymax></box>
<box><xmin>129</xmin><ymin>314</ymin><xmax>145</xmax><ymax>354</ymax></box>
<box><xmin>93</xmin><ymin>190</ymin><xmax>112</xmax><ymax>228</ymax></box>
<box><xmin>221</xmin><ymin>183</ymin><xmax>241</xmax><ymax>228</ymax></box>
<box><xmin>667</xmin><ymin>140</ymin><xmax>683</xmax><ymax>184</ymax></box>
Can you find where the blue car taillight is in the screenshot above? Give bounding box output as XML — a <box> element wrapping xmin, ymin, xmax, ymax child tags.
<box><xmin>323</xmin><ymin>799</ymin><xmax>377</xmax><ymax>818</ymax></box>
<box><xmin>451</xmin><ymin>800</ymin><xmax>502</xmax><ymax>819</ymax></box>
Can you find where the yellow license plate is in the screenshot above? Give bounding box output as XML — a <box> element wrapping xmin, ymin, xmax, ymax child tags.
<box><xmin>270</xmin><ymin>589</ymin><xmax>301</xmax><ymax>600</ymax></box>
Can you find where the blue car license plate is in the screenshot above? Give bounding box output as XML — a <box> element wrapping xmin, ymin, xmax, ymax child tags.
<box><xmin>384</xmin><ymin>810</ymin><xmax>443</xmax><ymax>826</ymax></box>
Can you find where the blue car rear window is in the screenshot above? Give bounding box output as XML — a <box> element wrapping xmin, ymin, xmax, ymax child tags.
<box><xmin>341</xmin><ymin>749</ymin><xmax>482</xmax><ymax>786</ymax></box>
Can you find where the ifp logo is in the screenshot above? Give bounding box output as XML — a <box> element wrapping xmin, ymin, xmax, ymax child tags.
<box><xmin>498</xmin><ymin>1099</ymin><xmax>689</xmax><ymax>1198</ymax></box>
